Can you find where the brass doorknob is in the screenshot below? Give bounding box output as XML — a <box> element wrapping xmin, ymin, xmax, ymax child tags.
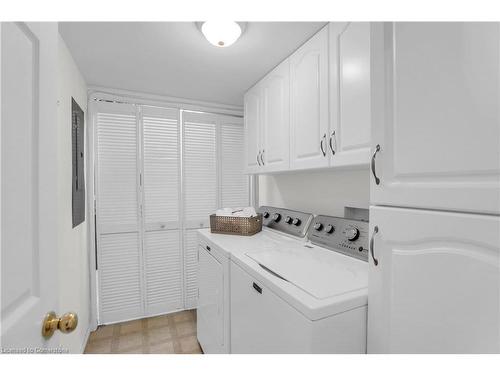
<box><xmin>42</xmin><ymin>311</ymin><xmax>78</xmax><ymax>338</ymax></box>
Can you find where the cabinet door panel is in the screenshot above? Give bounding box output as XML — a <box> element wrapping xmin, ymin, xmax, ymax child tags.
<box><xmin>244</xmin><ymin>86</ymin><xmax>262</xmax><ymax>173</ymax></box>
<box><xmin>368</xmin><ymin>206</ymin><xmax>500</xmax><ymax>353</ymax></box>
<box><xmin>262</xmin><ymin>60</ymin><xmax>290</xmax><ymax>172</ymax></box>
<box><xmin>330</xmin><ymin>22</ymin><xmax>371</xmax><ymax>167</ymax></box>
<box><xmin>371</xmin><ymin>22</ymin><xmax>500</xmax><ymax>214</ymax></box>
<box><xmin>290</xmin><ymin>26</ymin><xmax>329</xmax><ymax>170</ymax></box>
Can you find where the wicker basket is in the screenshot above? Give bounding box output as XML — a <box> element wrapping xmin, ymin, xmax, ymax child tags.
<box><xmin>210</xmin><ymin>213</ymin><xmax>262</xmax><ymax>236</ymax></box>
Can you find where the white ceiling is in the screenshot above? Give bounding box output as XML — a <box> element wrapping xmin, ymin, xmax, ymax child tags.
<box><xmin>59</xmin><ymin>22</ymin><xmax>326</xmax><ymax>106</ymax></box>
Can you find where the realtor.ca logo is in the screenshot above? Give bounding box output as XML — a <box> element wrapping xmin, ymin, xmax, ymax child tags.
<box><xmin>1</xmin><ymin>346</ymin><xmax>69</xmax><ymax>354</ymax></box>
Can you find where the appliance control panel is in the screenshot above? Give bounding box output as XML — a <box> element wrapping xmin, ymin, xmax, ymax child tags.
<box><xmin>308</xmin><ymin>215</ymin><xmax>369</xmax><ymax>262</ymax></box>
<box><xmin>258</xmin><ymin>206</ymin><xmax>313</xmax><ymax>238</ymax></box>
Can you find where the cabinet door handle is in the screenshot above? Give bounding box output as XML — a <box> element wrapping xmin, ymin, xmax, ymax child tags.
<box><xmin>257</xmin><ymin>152</ymin><xmax>261</xmax><ymax>166</ymax></box>
<box><xmin>252</xmin><ymin>282</ymin><xmax>262</xmax><ymax>294</ymax></box>
<box><xmin>329</xmin><ymin>131</ymin><xmax>336</xmax><ymax>156</ymax></box>
<box><xmin>370</xmin><ymin>226</ymin><xmax>379</xmax><ymax>266</ymax></box>
<box><xmin>260</xmin><ymin>149</ymin><xmax>265</xmax><ymax>166</ymax></box>
<box><xmin>320</xmin><ymin>134</ymin><xmax>326</xmax><ymax>156</ymax></box>
<box><xmin>371</xmin><ymin>144</ymin><xmax>381</xmax><ymax>185</ymax></box>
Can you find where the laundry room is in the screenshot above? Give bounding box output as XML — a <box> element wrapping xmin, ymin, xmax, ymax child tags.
<box><xmin>1</xmin><ymin>1</ymin><xmax>499</xmax><ymax>373</ymax></box>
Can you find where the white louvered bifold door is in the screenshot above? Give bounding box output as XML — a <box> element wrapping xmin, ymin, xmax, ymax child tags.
<box><xmin>95</xmin><ymin>101</ymin><xmax>144</xmax><ymax>324</ymax></box>
<box><xmin>182</xmin><ymin>111</ymin><xmax>218</xmax><ymax>308</ymax></box>
<box><xmin>219</xmin><ymin>115</ymin><xmax>249</xmax><ymax>208</ymax></box>
<box><xmin>94</xmin><ymin>102</ymin><xmax>248</xmax><ymax>321</ymax></box>
<box><xmin>141</xmin><ymin>106</ymin><xmax>183</xmax><ymax>315</ymax></box>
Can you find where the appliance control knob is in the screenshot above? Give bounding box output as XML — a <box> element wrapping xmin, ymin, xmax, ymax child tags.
<box><xmin>272</xmin><ymin>213</ymin><xmax>281</xmax><ymax>222</ymax></box>
<box><xmin>345</xmin><ymin>227</ymin><xmax>360</xmax><ymax>241</ymax></box>
<box><xmin>263</xmin><ymin>211</ymin><xmax>270</xmax><ymax>218</ymax></box>
<box><xmin>325</xmin><ymin>224</ymin><xmax>335</xmax><ymax>234</ymax></box>
<box><xmin>313</xmin><ymin>222</ymin><xmax>323</xmax><ymax>231</ymax></box>
<box><xmin>285</xmin><ymin>216</ymin><xmax>293</xmax><ymax>224</ymax></box>
<box><xmin>292</xmin><ymin>218</ymin><xmax>301</xmax><ymax>226</ymax></box>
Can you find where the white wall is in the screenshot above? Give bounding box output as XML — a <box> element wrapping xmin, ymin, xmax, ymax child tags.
<box><xmin>258</xmin><ymin>169</ymin><xmax>370</xmax><ymax>217</ymax></box>
<box><xmin>57</xmin><ymin>35</ymin><xmax>90</xmax><ymax>353</ymax></box>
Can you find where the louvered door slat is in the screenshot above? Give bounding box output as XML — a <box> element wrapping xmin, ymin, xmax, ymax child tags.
<box><xmin>220</xmin><ymin>116</ymin><xmax>249</xmax><ymax>208</ymax></box>
<box><xmin>96</xmin><ymin>102</ymin><xmax>144</xmax><ymax>324</ymax></box>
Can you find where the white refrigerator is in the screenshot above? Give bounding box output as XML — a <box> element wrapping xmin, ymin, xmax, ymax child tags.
<box><xmin>367</xmin><ymin>22</ymin><xmax>500</xmax><ymax>353</ymax></box>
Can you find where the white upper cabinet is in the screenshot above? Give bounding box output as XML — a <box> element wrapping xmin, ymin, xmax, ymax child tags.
<box><xmin>368</xmin><ymin>206</ymin><xmax>500</xmax><ymax>353</ymax></box>
<box><xmin>329</xmin><ymin>22</ymin><xmax>371</xmax><ymax>167</ymax></box>
<box><xmin>261</xmin><ymin>59</ymin><xmax>291</xmax><ymax>172</ymax></box>
<box><xmin>244</xmin><ymin>84</ymin><xmax>262</xmax><ymax>173</ymax></box>
<box><xmin>290</xmin><ymin>26</ymin><xmax>330</xmax><ymax>170</ymax></box>
<box><xmin>370</xmin><ymin>23</ymin><xmax>500</xmax><ymax>214</ymax></box>
<box><xmin>244</xmin><ymin>23</ymin><xmax>373</xmax><ymax>174</ymax></box>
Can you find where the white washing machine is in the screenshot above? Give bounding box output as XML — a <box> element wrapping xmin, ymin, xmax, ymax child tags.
<box><xmin>230</xmin><ymin>209</ymin><xmax>369</xmax><ymax>354</ymax></box>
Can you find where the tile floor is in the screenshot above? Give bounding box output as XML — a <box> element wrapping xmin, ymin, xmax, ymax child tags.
<box><xmin>84</xmin><ymin>309</ymin><xmax>203</xmax><ymax>354</ymax></box>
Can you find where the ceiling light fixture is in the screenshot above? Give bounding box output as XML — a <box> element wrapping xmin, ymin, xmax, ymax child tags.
<box><xmin>200</xmin><ymin>21</ymin><xmax>243</xmax><ymax>48</ymax></box>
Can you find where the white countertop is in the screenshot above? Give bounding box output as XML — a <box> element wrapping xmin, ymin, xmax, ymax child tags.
<box><xmin>197</xmin><ymin>227</ymin><xmax>305</xmax><ymax>258</ymax></box>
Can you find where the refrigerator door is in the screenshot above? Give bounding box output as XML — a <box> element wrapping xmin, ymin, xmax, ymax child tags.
<box><xmin>370</xmin><ymin>22</ymin><xmax>500</xmax><ymax>214</ymax></box>
<box><xmin>368</xmin><ymin>206</ymin><xmax>500</xmax><ymax>353</ymax></box>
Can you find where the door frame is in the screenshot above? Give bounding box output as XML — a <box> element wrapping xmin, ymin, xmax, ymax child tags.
<box><xmin>86</xmin><ymin>88</ymin><xmax>248</xmax><ymax>328</ymax></box>
<box><xmin>86</xmin><ymin>99</ymin><xmax>98</xmax><ymax>331</ymax></box>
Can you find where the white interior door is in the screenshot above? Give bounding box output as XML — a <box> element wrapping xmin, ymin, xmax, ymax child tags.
<box><xmin>368</xmin><ymin>206</ymin><xmax>500</xmax><ymax>353</ymax></box>
<box><xmin>371</xmin><ymin>22</ymin><xmax>500</xmax><ymax>214</ymax></box>
<box><xmin>182</xmin><ymin>111</ymin><xmax>248</xmax><ymax>309</ymax></box>
<box><xmin>141</xmin><ymin>106</ymin><xmax>183</xmax><ymax>316</ymax></box>
<box><xmin>182</xmin><ymin>111</ymin><xmax>218</xmax><ymax>308</ymax></box>
<box><xmin>329</xmin><ymin>22</ymin><xmax>371</xmax><ymax>167</ymax></box>
<box><xmin>289</xmin><ymin>26</ymin><xmax>329</xmax><ymax>170</ymax></box>
<box><xmin>95</xmin><ymin>101</ymin><xmax>144</xmax><ymax>324</ymax></box>
<box><xmin>1</xmin><ymin>22</ymin><xmax>61</xmax><ymax>350</ymax></box>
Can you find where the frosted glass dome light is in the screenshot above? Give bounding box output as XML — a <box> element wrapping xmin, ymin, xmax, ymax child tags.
<box><xmin>201</xmin><ymin>21</ymin><xmax>242</xmax><ymax>47</ymax></box>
